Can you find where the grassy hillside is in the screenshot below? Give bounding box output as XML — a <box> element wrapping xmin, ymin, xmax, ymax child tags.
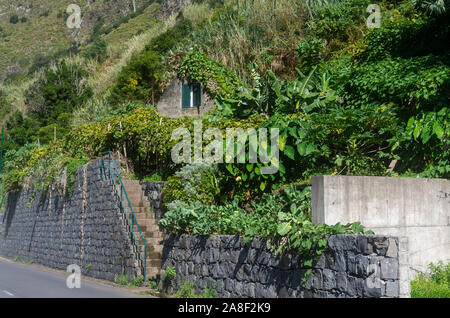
<box><xmin>0</xmin><ymin>0</ymin><xmax>155</xmax><ymax>81</ymax></box>
<box><xmin>0</xmin><ymin>0</ymin><xmax>176</xmax><ymax>120</ymax></box>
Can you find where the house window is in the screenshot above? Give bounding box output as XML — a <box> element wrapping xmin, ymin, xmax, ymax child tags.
<box><xmin>182</xmin><ymin>83</ymin><xmax>202</xmax><ymax>109</ymax></box>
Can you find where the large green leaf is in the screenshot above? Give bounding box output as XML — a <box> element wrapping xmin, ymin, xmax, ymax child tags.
<box><xmin>413</xmin><ymin>122</ymin><xmax>422</xmax><ymax>139</ymax></box>
<box><xmin>433</xmin><ymin>122</ymin><xmax>444</xmax><ymax>139</ymax></box>
<box><xmin>284</xmin><ymin>145</ymin><xmax>295</xmax><ymax>160</ymax></box>
<box><xmin>277</xmin><ymin>222</ymin><xmax>291</xmax><ymax>236</ymax></box>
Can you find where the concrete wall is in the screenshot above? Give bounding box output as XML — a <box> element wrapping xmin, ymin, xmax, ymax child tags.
<box><xmin>311</xmin><ymin>175</ymin><xmax>450</xmax><ymax>275</ymax></box>
<box><xmin>0</xmin><ymin>161</ymin><xmax>140</xmax><ymax>281</ymax></box>
<box><xmin>156</xmin><ymin>78</ymin><xmax>215</xmax><ymax>118</ymax></box>
<box><xmin>162</xmin><ymin>234</ymin><xmax>406</xmax><ymax>298</ymax></box>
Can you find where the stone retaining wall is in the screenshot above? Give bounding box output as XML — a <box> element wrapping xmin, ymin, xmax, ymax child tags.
<box><xmin>162</xmin><ymin>234</ymin><xmax>407</xmax><ymax>298</ymax></box>
<box><xmin>0</xmin><ymin>161</ymin><xmax>139</xmax><ymax>281</ymax></box>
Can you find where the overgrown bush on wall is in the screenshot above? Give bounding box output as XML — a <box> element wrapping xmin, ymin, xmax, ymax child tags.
<box><xmin>178</xmin><ymin>50</ymin><xmax>243</xmax><ymax>98</ymax></box>
<box><xmin>4</xmin><ymin>111</ymin><xmax>39</xmax><ymax>152</ymax></box>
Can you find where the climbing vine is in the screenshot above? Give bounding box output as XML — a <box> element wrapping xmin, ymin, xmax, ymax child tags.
<box><xmin>178</xmin><ymin>50</ymin><xmax>243</xmax><ymax>99</ymax></box>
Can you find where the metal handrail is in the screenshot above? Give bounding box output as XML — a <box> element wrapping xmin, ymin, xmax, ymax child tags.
<box><xmin>100</xmin><ymin>151</ymin><xmax>147</xmax><ymax>281</ymax></box>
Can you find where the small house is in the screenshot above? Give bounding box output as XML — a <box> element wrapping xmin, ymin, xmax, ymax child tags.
<box><xmin>156</xmin><ymin>78</ymin><xmax>215</xmax><ymax>118</ymax></box>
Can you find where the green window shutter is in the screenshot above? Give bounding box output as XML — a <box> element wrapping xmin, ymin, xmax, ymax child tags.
<box><xmin>193</xmin><ymin>84</ymin><xmax>202</xmax><ymax>108</ymax></box>
<box><xmin>182</xmin><ymin>83</ymin><xmax>191</xmax><ymax>108</ymax></box>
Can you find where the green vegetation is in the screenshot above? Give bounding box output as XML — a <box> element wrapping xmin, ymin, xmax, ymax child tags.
<box><xmin>84</xmin><ymin>38</ymin><xmax>108</xmax><ymax>63</ymax></box>
<box><xmin>174</xmin><ymin>280</ymin><xmax>217</xmax><ymax>298</ymax></box>
<box><xmin>0</xmin><ymin>0</ymin><xmax>157</xmax><ymax>78</ymax></box>
<box><xmin>108</xmin><ymin>17</ymin><xmax>193</xmax><ymax>106</ymax></box>
<box><xmin>9</xmin><ymin>15</ymin><xmax>19</xmax><ymax>25</ymax></box>
<box><xmin>160</xmin><ymin>184</ymin><xmax>373</xmax><ymax>276</ymax></box>
<box><xmin>114</xmin><ymin>274</ymin><xmax>145</xmax><ymax>287</ymax></box>
<box><xmin>411</xmin><ymin>262</ymin><xmax>450</xmax><ymax>298</ymax></box>
<box><xmin>178</xmin><ymin>50</ymin><xmax>243</xmax><ymax>98</ymax></box>
<box><xmin>114</xmin><ymin>274</ymin><xmax>129</xmax><ymax>286</ymax></box>
<box><xmin>164</xmin><ymin>266</ymin><xmax>177</xmax><ymax>282</ymax></box>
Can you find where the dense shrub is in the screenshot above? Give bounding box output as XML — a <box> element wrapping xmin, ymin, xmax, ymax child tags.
<box><xmin>162</xmin><ymin>162</ymin><xmax>221</xmax><ymax>206</ymax></box>
<box><xmin>178</xmin><ymin>50</ymin><xmax>242</xmax><ymax>98</ymax></box>
<box><xmin>84</xmin><ymin>37</ymin><xmax>108</xmax><ymax>62</ymax></box>
<box><xmin>25</xmin><ymin>61</ymin><xmax>93</xmax><ymax>127</ymax></box>
<box><xmin>3</xmin><ymin>61</ymin><xmax>93</xmax><ymax>155</ymax></box>
<box><xmin>296</xmin><ymin>35</ymin><xmax>325</xmax><ymax>71</ymax></box>
<box><xmin>109</xmin><ymin>49</ymin><xmax>163</xmax><ymax>105</ymax></box>
<box><xmin>183</xmin><ymin>0</ymin><xmax>308</xmax><ymax>82</ymax></box>
<box><xmin>308</xmin><ymin>0</ymin><xmax>371</xmax><ymax>46</ymax></box>
<box><xmin>411</xmin><ymin>261</ymin><xmax>450</xmax><ymax>298</ymax></box>
<box><xmin>28</xmin><ymin>54</ymin><xmax>53</xmax><ymax>75</ymax></box>
<box><xmin>331</xmin><ymin>55</ymin><xmax>450</xmax><ymax>115</ymax></box>
<box><xmin>9</xmin><ymin>14</ymin><xmax>19</xmax><ymax>24</ymax></box>
<box><xmin>63</xmin><ymin>107</ymin><xmax>189</xmax><ymax>176</ymax></box>
<box><xmin>0</xmin><ymin>143</ymin><xmax>39</xmax><ymax>194</ymax></box>
<box><xmin>4</xmin><ymin>111</ymin><xmax>39</xmax><ymax>151</ymax></box>
<box><xmin>361</xmin><ymin>12</ymin><xmax>450</xmax><ymax>62</ymax></box>
<box><xmin>413</xmin><ymin>0</ymin><xmax>449</xmax><ymax>16</ymax></box>
<box><xmin>0</xmin><ymin>89</ymin><xmax>12</xmax><ymax>121</ymax></box>
<box><xmin>146</xmin><ymin>18</ymin><xmax>193</xmax><ymax>54</ymax></box>
<box><xmin>109</xmin><ymin>18</ymin><xmax>193</xmax><ymax>106</ymax></box>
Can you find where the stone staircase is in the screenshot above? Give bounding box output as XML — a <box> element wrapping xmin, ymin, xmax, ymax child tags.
<box><xmin>121</xmin><ymin>180</ymin><xmax>164</xmax><ymax>281</ymax></box>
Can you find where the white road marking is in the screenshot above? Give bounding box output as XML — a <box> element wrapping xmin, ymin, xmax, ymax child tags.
<box><xmin>3</xmin><ymin>290</ymin><xmax>14</xmax><ymax>297</ymax></box>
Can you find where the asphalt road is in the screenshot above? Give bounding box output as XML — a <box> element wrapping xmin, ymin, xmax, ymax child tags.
<box><xmin>0</xmin><ymin>258</ymin><xmax>141</xmax><ymax>298</ymax></box>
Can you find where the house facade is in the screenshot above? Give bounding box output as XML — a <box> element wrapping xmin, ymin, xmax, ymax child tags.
<box><xmin>156</xmin><ymin>78</ymin><xmax>215</xmax><ymax>118</ymax></box>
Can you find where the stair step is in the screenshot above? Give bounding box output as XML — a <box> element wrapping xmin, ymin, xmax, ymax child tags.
<box><xmin>129</xmin><ymin>207</ymin><xmax>153</xmax><ymax>214</ymax></box>
<box><xmin>125</xmin><ymin>193</ymin><xmax>146</xmax><ymax>201</ymax></box>
<box><xmin>131</xmin><ymin>220</ymin><xmax>158</xmax><ymax>229</ymax></box>
<box><xmin>126</xmin><ymin>200</ymin><xmax>150</xmax><ymax>208</ymax></box>
<box><xmin>135</xmin><ymin>219</ymin><xmax>159</xmax><ymax>227</ymax></box>
<box><xmin>145</xmin><ymin>237</ymin><xmax>164</xmax><ymax>245</ymax></box>
<box><xmin>136</xmin><ymin>242</ymin><xmax>164</xmax><ymax>251</ymax></box>
<box><xmin>126</xmin><ymin>211</ymin><xmax>152</xmax><ymax>219</ymax></box>
<box><xmin>133</xmin><ymin>230</ymin><xmax>163</xmax><ymax>239</ymax></box>
<box><xmin>148</xmin><ymin>232</ymin><xmax>163</xmax><ymax>238</ymax></box>
<box><xmin>122</xmin><ymin>180</ymin><xmax>144</xmax><ymax>186</ymax></box>
<box><xmin>127</xmin><ymin>219</ymin><xmax>155</xmax><ymax>228</ymax></box>
<box><xmin>148</xmin><ymin>251</ymin><xmax>162</xmax><ymax>259</ymax></box>
<box><xmin>148</xmin><ymin>259</ymin><xmax>162</xmax><ymax>267</ymax></box>
<box><xmin>124</xmin><ymin>189</ymin><xmax>146</xmax><ymax>196</ymax></box>
<box><xmin>121</xmin><ymin>180</ymin><xmax>141</xmax><ymax>186</ymax></box>
<box><xmin>148</xmin><ymin>245</ymin><xmax>164</xmax><ymax>253</ymax></box>
<box><xmin>134</xmin><ymin>251</ymin><xmax>162</xmax><ymax>266</ymax></box>
<box><xmin>135</xmin><ymin>222</ymin><xmax>160</xmax><ymax>230</ymax></box>
<box><xmin>146</xmin><ymin>268</ymin><xmax>162</xmax><ymax>277</ymax></box>
<box><xmin>146</xmin><ymin>269</ymin><xmax>161</xmax><ymax>280</ymax></box>
<box><xmin>135</xmin><ymin>213</ymin><xmax>157</xmax><ymax>220</ymax></box>
<box><xmin>130</xmin><ymin>205</ymin><xmax>154</xmax><ymax>214</ymax></box>
<box><xmin>124</xmin><ymin>198</ymin><xmax>148</xmax><ymax>205</ymax></box>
